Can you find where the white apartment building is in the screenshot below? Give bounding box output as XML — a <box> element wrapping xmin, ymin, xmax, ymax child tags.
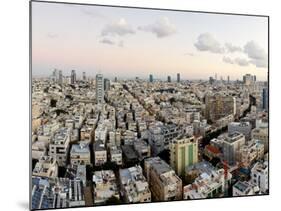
<box><xmin>70</xmin><ymin>143</ymin><xmax>91</xmax><ymax>166</ymax></box>
<box><xmin>251</xmin><ymin>161</ymin><xmax>268</xmax><ymax>193</ymax></box>
<box><xmin>33</xmin><ymin>155</ymin><xmax>58</xmax><ymax>178</ymax></box>
<box><xmin>49</xmin><ymin>127</ymin><xmax>71</xmax><ymax>167</ymax></box>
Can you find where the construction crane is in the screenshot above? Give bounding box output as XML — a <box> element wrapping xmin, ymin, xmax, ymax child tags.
<box><xmin>222</xmin><ymin>160</ymin><xmax>229</xmax><ymax>197</ymax></box>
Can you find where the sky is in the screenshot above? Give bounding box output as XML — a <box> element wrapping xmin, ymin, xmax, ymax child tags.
<box><xmin>32</xmin><ymin>1</ymin><xmax>268</xmax><ymax>81</ymax></box>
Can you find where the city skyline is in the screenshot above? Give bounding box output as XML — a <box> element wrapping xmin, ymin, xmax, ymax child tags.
<box><xmin>32</xmin><ymin>2</ymin><xmax>268</xmax><ymax>80</ymax></box>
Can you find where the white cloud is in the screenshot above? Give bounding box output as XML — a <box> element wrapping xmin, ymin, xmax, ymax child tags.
<box><xmin>194</xmin><ymin>33</ymin><xmax>224</xmax><ymax>53</ymax></box>
<box><xmin>138</xmin><ymin>17</ymin><xmax>176</xmax><ymax>38</ymax></box>
<box><xmin>222</xmin><ymin>56</ymin><xmax>234</xmax><ymax>64</ymax></box>
<box><xmin>118</xmin><ymin>41</ymin><xmax>124</xmax><ymax>47</ymax></box>
<box><xmin>100</xmin><ymin>38</ymin><xmax>115</xmax><ymax>45</ymax></box>
<box><xmin>47</xmin><ymin>33</ymin><xmax>58</xmax><ymax>39</ymax></box>
<box><xmin>225</xmin><ymin>43</ymin><xmax>242</xmax><ymax>53</ymax></box>
<box><xmin>101</xmin><ymin>18</ymin><xmax>135</xmax><ymax>37</ymax></box>
<box><xmin>234</xmin><ymin>57</ymin><xmax>249</xmax><ymax>66</ymax></box>
<box><xmin>244</xmin><ymin>41</ymin><xmax>268</xmax><ymax>68</ymax></box>
<box><xmin>223</xmin><ymin>56</ymin><xmax>249</xmax><ymax>67</ymax></box>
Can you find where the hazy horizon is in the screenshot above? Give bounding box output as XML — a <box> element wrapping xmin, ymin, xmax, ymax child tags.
<box><xmin>32</xmin><ymin>2</ymin><xmax>268</xmax><ymax>81</ymax></box>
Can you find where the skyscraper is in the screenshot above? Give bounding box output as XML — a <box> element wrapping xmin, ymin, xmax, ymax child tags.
<box><xmin>104</xmin><ymin>78</ymin><xmax>110</xmax><ymax>91</ymax></box>
<box><xmin>169</xmin><ymin>136</ymin><xmax>198</xmax><ymax>176</ymax></box>
<box><xmin>167</xmin><ymin>76</ymin><xmax>171</xmax><ymax>83</ymax></box>
<box><xmin>243</xmin><ymin>74</ymin><xmax>256</xmax><ymax>86</ymax></box>
<box><xmin>177</xmin><ymin>73</ymin><xmax>180</xmax><ymax>83</ymax></box>
<box><xmin>71</xmin><ymin>70</ymin><xmax>76</xmax><ymax>85</ymax></box>
<box><xmin>96</xmin><ymin>74</ymin><xmax>104</xmax><ymax>104</ymax></box>
<box><xmin>227</xmin><ymin>76</ymin><xmax>230</xmax><ymax>84</ymax></box>
<box><xmin>82</xmin><ymin>72</ymin><xmax>86</xmax><ymax>81</ymax></box>
<box><xmin>262</xmin><ymin>88</ymin><xmax>268</xmax><ymax>111</ymax></box>
<box><xmin>58</xmin><ymin>70</ymin><xmax>63</xmax><ymax>85</ymax></box>
<box><xmin>149</xmin><ymin>74</ymin><xmax>153</xmax><ymax>83</ymax></box>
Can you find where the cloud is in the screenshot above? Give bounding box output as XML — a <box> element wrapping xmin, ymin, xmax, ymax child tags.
<box><xmin>194</xmin><ymin>33</ymin><xmax>224</xmax><ymax>53</ymax></box>
<box><xmin>118</xmin><ymin>41</ymin><xmax>124</xmax><ymax>47</ymax></box>
<box><xmin>47</xmin><ymin>33</ymin><xmax>58</xmax><ymax>39</ymax></box>
<box><xmin>244</xmin><ymin>41</ymin><xmax>268</xmax><ymax>68</ymax></box>
<box><xmin>81</xmin><ymin>8</ymin><xmax>104</xmax><ymax>19</ymax></box>
<box><xmin>234</xmin><ymin>57</ymin><xmax>249</xmax><ymax>66</ymax></box>
<box><xmin>100</xmin><ymin>38</ymin><xmax>115</xmax><ymax>45</ymax></box>
<box><xmin>184</xmin><ymin>52</ymin><xmax>195</xmax><ymax>56</ymax></box>
<box><xmin>223</xmin><ymin>56</ymin><xmax>234</xmax><ymax>64</ymax></box>
<box><xmin>138</xmin><ymin>17</ymin><xmax>176</xmax><ymax>38</ymax></box>
<box><xmin>225</xmin><ymin>43</ymin><xmax>242</xmax><ymax>53</ymax></box>
<box><xmin>223</xmin><ymin>56</ymin><xmax>249</xmax><ymax>66</ymax></box>
<box><xmin>101</xmin><ymin>18</ymin><xmax>135</xmax><ymax>37</ymax></box>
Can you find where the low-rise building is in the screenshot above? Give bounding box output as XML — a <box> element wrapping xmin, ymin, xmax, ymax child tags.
<box><xmin>251</xmin><ymin>161</ymin><xmax>268</xmax><ymax>193</ymax></box>
<box><xmin>241</xmin><ymin>140</ymin><xmax>264</xmax><ymax>167</ymax></box>
<box><xmin>93</xmin><ymin>140</ymin><xmax>107</xmax><ymax>166</ymax></box>
<box><xmin>183</xmin><ymin>161</ymin><xmax>232</xmax><ymax>199</ymax></box>
<box><xmin>33</xmin><ymin>155</ymin><xmax>58</xmax><ymax>178</ymax></box>
<box><xmin>70</xmin><ymin>143</ymin><xmax>91</xmax><ymax>166</ymax></box>
<box><xmin>49</xmin><ymin>127</ymin><xmax>71</xmax><ymax>167</ymax></box>
<box><xmin>232</xmin><ymin>181</ymin><xmax>258</xmax><ymax>196</ymax></box>
<box><xmin>119</xmin><ymin>166</ymin><xmax>151</xmax><ymax>203</ymax></box>
<box><xmin>133</xmin><ymin>140</ymin><xmax>151</xmax><ymax>160</ymax></box>
<box><xmin>228</xmin><ymin>121</ymin><xmax>252</xmax><ymax>141</ymax></box>
<box><xmin>144</xmin><ymin>157</ymin><xmax>182</xmax><ymax>201</ymax></box>
<box><xmin>93</xmin><ymin>170</ymin><xmax>120</xmax><ymax>204</ymax></box>
<box><xmin>109</xmin><ymin>145</ymin><xmax>122</xmax><ymax>165</ymax></box>
<box><xmin>251</xmin><ymin>127</ymin><xmax>269</xmax><ymax>153</ymax></box>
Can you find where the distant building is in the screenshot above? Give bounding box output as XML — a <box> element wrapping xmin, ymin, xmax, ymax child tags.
<box><xmin>93</xmin><ymin>170</ymin><xmax>120</xmax><ymax>204</ymax></box>
<box><xmin>70</xmin><ymin>143</ymin><xmax>91</xmax><ymax>166</ymax></box>
<box><xmin>167</xmin><ymin>76</ymin><xmax>171</xmax><ymax>82</ymax></box>
<box><xmin>96</xmin><ymin>74</ymin><xmax>104</xmax><ymax>104</ymax></box>
<box><xmin>228</xmin><ymin>121</ymin><xmax>252</xmax><ymax>141</ymax></box>
<box><xmin>169</xmin><ymin>136</ymin><xmax>198</xmax><ymax>176</ymax></box>
<box><xmin>144</xmin><ymin>157</ymin><xmax>182</xmax><ymax>201</ymax></box>
<box><xmin>177</xmin><ymin>73</ymin><xmax>180</xmax><ymax>83</ymax></box>
<box><xmin>33</xmin><ymin>155</ymin><xmax>58</xmax><ymax>178</ymax></box>
<box><xmin>243</xmin><ymin>74</ymin><xmax>256</xmax><ymax>86</ymax></box>
<box><xmin>49</xmin><ymin>127</ymin><xmax>71</xmax><ymax>167</ymax></box>
<box><xmin>58</xmin><ymin>70</ymin><xmax>63</xmax><ymax>85</ymax></box>
<box><xmin>209</xmin><ymin>76</ymin><xmax>215</xmax><ymax>85</ymax></box>
<box><xmin>104</xmin><ymin>78</ymin><xmax>110</xmax><ymax>91</ymax></box>
<box><xmin>82</xmin><ymin>72</ymin><xmax>86</xmax><ymax>81</ymax></box>
<box><xmin>149</xmin><ymin>74</ymin><xmax>153</xmax><ymax>83</ymax></box>
<box><xmin>71</xmin><ymin>70</ymin><xmax>76</xmax><ymax>84</ymax></box>
<box><xmin>119</xmin><ymin>166</ymin><xmax>151</xmax><ymax>203</ymax></box>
